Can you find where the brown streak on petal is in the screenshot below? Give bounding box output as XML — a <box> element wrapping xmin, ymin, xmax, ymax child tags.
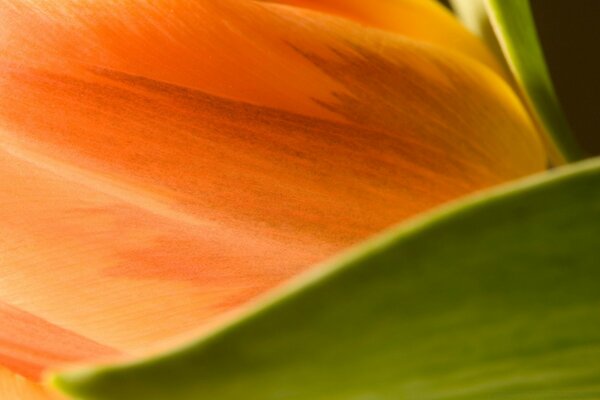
<box><xmin>259</xmin><ymin>0</ymin><xmax>507</xmax><ymax>76</ymax></box>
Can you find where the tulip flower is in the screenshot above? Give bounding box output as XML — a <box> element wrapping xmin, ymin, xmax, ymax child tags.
<box><xmin>1</xmin><ymin>1</ymin><xmax>596</xmax><ymax>399</ymax></box>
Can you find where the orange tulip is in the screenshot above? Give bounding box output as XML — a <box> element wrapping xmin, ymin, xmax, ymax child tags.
<box><xmin>0</xmin><ymin>0</ymin><xmax>545</xmax><ymax>398</ymax></box>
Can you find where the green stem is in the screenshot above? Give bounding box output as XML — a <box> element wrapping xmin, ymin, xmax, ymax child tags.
<box><xmin>452</xmin><ymin>0</ymin><xmax>584</xmax><ymax>165</ymax></box>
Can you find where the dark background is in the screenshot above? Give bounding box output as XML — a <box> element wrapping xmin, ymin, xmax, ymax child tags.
<box><xmin>441</xmin><ymin>0</ymin><xmax>600</xmax><ymax>155</ymax></box>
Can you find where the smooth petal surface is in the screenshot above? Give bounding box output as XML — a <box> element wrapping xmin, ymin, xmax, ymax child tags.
<box><xmin>261</xmin><ymin>0</ymin><xmax>506</xmax><ymax>75</ymax></box>
<box><xmin>54</xmin><ymin>158</ymin><xmax>600</xmax><ymax>400</ymax></box>
<box><xmin>0</xmin><ymin>0</ymin><xmax>544</xmax><ymax>386</ymax></box>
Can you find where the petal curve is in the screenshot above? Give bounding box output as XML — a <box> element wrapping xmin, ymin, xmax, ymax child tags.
<box><xmin>0</xmin><ymin>0</ymin><xmax>545</xmax><ymax>383</ymax></box>
<box><xmin>259</xmin><ymin>0</ymin><xmax>506</xmax><ymax>75</ymax></box>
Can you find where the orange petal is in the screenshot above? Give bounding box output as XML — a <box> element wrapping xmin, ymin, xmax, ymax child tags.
<box><xmin>0</xmin><ymin>0</ymin><xmax>544</xmax><ymax>383</ymax></box>
<box><xmin>1</xmin><ymin>0</ymin><xmax>509</xmax><ymax>120</ymax></box>
<box><xmin>0</xmin><ymin>302</ymin><xmax>117</xmax><ymax>380</ymax></box>
<box><xmin>258</xmin><ymin>0</ymin><xmax>506</xmax><ymax>75</ymax></box>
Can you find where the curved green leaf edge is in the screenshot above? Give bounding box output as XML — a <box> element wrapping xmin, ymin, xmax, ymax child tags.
<box><xmin>451</xmin><ymin>0</ymin><xmax>584</xmax><ymax>164</ymax></box>
<box><xmin>51</xmin><ymin>156</ymin><xmax>600</xmax><ymax>400</ymax></box>
<box><xmin>484</xmin><ymin>0</ymin><xmax>583</xmax><ymax>164</ymax></box>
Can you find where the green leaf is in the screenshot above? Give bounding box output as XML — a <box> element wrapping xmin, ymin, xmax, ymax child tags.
<box><xmin>455</xmin><ymin>0</ymin><xmax>584</xmax><ymax>164</ymax></box>
<box><xmin>51</xmin><ymin>156</ymin><xmax>600</xmax><ymax>400</ymax></box>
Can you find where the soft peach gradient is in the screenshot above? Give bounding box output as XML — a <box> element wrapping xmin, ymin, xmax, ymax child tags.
<box><xmin>0</xmin><ymin>367</ymin><xmax>64</xmax><ymax>400</ymax></box>
<box><xmin>0</xmin><ymin>0</ymin><xmax>545</xmax><ymax>398</ymax></box>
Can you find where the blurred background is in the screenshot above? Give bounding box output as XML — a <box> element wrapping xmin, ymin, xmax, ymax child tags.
<box><xmin>441</xmin><ymin>0</ymin><xmax>600</xmax><ymax>155</ymax></box>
